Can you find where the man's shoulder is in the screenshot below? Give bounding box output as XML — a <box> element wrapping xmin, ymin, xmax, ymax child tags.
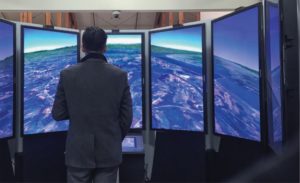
<box><xmin>106</xmin><ymin>63</ymin><xmax>127</xmax><ymax>76</ymax></box>
<box><xmin>60</xmin><ymin>62</ymin><xmax>127</xmax><ymax>77</ymax></box>
<box><xmin>60</xmin><ymin>63</ymin><xmax>83</xmax><ymax>76</ymax></box>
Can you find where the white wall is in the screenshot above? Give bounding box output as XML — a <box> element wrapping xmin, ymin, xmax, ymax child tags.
<box><xmin>0</xmin><ymin>0</ymin><xmax>260</xmax><ymax>11</ymax></box>
<box><xmin>200</xmin><ymin>11</ymin><xmax>232</xmax><ymax>21</ymax></box>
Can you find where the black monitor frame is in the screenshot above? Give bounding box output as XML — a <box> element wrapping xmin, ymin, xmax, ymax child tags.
<box><xmin>149</xmin><ymin>23</ymin><xmax>207</xmax><ymax>133</ymax></box>
<box><xmin>211</xmin><ymin>3</ymin><xmax>267</xmax><ymax>143</ymax></box>
<box><xmin>264</xmin><ymin>0</ymin><xmax>285</xmax><ymax>150</ymax></box>
<box><xmin>0</xmin><ymin>19</ymin><xmax>16</xmax><ymax>141</ymax></box>
<box><xmin>106</xmin><ymin>32</ymin><xmax>146</xmax><ymax>132</ymax></box>
<box><xmin>21</xmin><ymin>25</ymin><xmax>80</xmax><ymax>137</ymax></box>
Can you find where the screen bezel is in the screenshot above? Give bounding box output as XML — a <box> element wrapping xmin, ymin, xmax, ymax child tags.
<box><xmin>149</xmin><ymin>23</ymin><xmax>207</xmax><ymax>133</ymax></box>
<box><xmin>21</xmin><ymin>25</ymin><xmax>80</xmax><ymax>137</ymax></box>
<box><xmin>106</xmin><ymin>32</ymin><xmax>146</xmax><ymax>132</ymax></box>
<box><xmin>211</xmin><ymin>3</ymin><xmax>266</xmax><ymax>142</ymax></box>
<box><xmin>264</xmin><ymin>0</ymin><xmax>285</xmax><ymax>149</ymax></box>
<box><xmin>0</xmin><ymin>19</ymin><xmax>16</xmax><ymax>141</ymax></box>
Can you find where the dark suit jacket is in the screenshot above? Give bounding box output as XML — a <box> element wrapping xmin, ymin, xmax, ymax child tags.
<box><xmin>51</xmin><ymin>54</ymin><xmax>133</xmax><ymax>168</ymax></box>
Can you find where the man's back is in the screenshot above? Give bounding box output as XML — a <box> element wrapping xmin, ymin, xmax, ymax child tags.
<box><xmin>52</xmin><ymin>57</ymin><xmax>133</xmax><ymax>168</ymax></box>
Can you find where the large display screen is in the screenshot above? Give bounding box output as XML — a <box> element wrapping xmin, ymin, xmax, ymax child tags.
<box><xmin>212</xmin><ymin>5</ymin><xmax>262</xmax><ymax>141</ymax></box>
<box><xmin>150</xmin><ymin>25</ymin><xmax>205</xmax><ymax>132</ymax></box>
<box><xmin>106</xmin><ymin>33</ymin><xmax>144</xmax><ymax>129</ymax></box>
<box><xmin>0</xmin><ymin>20</ymin><xmax>15</xmax><ymax>139</ymax></box>
<box><xmin>266</xmin><ymin>0</ymin><xmax>283</xmax><ymax>150</ymax></box>
<box><xmin>22</xmin><ymin>26</ymin><xmax>79</xmax><ymax>135</ymax></box>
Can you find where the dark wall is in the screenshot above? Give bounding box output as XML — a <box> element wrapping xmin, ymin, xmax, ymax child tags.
<box><xmin>151</xmin><ymin>131</ymin><xmax>206</xmax><ymax>182</ymax></box>
<box><xmin>211</xmin><ymin>137</ymin><xmax>266</xmax><ymax>182</ymax></box>
<box><xmin>0</xmin><ymin>140</ymin><xmax>14</xmax><ymax>182</ymax></box>
<box><xmin>21</xmin><ymin>133</ymin><xmax>67</xmax><ymax>182</ymax></box>
<box><xmin>18</xmin><ymin>133</ymin><xmax>146</xmax><ymax>182</ymax></box>
<box><xmin>119</xmin><ymin>154</ymin><xmax>145</xmax><ymax>183</ymax></box>
<box><xmin>231</xmin><ymin>137</ymin><xmax>299</xmax><ymax>182</ymax></box>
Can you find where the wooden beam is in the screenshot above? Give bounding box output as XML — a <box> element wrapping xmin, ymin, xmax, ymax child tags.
<box><xmin>154</xmin><ymin>12</ymin><xmax>161</xmax><ymax>28</ymax></box>
<box><xmin>27</xmin><ymin>12</ymin><xmax>32</xmax><ymax>23</ymax></box>
<box><xmin>195</xmin><ymin>12</ymin><xmax>201</xmax><ymax>21</ymax></box>
<box><xmin>64</xmin><ymin>12</ymin><xmax>70</xmax><ymax>28</ymax></box>
<box><xmin>20</xmin><ymin>12</ymin><xmax>24</xmax><ymax>22</ymax></box>
<box><xmin>73</xmin><ymin>14</ymin><xmax>78</xmax><ymax>28</ymax></box>
<box><xmin>178</xmin><ymin>11</ymin><xmax>184</xmax><ymax>24</ymax></box>
<box><xmin>92</xmin><ymin>13</ymin><xmax>96</xmax><ymax>26</ymax></box>
<box><xmin>25</xmin><ymin>12</ymin><xmax>28</xmax><ymax>22</ymax></box>
<box><xmin>135</xmin><ymin>12</ymin><xmax>139</xmax><ymax>29</ymax></box>
<box><xmin>168</xmin><ymin>12</ymin><xmax>174</xmax><ymax>26</ymax></box>
<box><xmin>56</xmin><ymin>12</ymin><xmax>62</xmax><ymax>27</ymax></box>
<box><xmin>19</xmin><ymin>12</ymin><xmax>23</xmax><ymax>22</ymax></box>
<box><xmin>1</xmin><ymin>12</ymin><xmax>7</xmax><ymax>19</ymax></box>
<box><xmin>160</xmin><ymin>12</ymin><xmax>167</xmax><ymax>27</ymax></box>
<box><xmin>45</xmin><ymin>12</ymin><xmax>51</xmax><ymax>25</ymax></box>
<box><xmin>21</xmin><ymin>12</ymin><xmax>28</xmax><ymax>22</ymax></box>
<box><xmin>69</xmin><ymin>13</ymin><xmax>78</xmax><ymax>29</ymax></box>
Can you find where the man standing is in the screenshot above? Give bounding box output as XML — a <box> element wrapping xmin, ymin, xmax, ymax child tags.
<box><xmin>52</xmin><ymin>27</ymin><xmax>133</xmax><ymax>183</ymax></box>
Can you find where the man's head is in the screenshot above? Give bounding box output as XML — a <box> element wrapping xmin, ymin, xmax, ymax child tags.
<box><xmin>82</xmin><ymin>26</ymin><xmax>107</xmax><ymax>54</ymax></box>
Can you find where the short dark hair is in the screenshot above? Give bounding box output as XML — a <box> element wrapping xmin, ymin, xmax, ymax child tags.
<box><xmin>82</xmin><ymin>26</ymin><xmax>107</xmax><ymax>52</ymax></box>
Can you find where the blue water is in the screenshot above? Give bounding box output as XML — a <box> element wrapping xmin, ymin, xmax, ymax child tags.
<box><xmin>151</xmin><ymin>46</ymin><xmax>204</xmax><ymax>132</ymax></box>
<box><xmin>214</xmin><ymin>56</ymin><xmax>261</xmax><ymax>141</ymax></box>
<box><xmin>122</xmin><ymin>137</ymin><xmax>135</xmax><ymax>148</ymax></box>
<box><xmin>106</xmin><ymin>44</ymin><xmax>143</xmax><ymax>129</ymax></box>
<box><xmin>0</xmin><ymin>56</ymin><xmax>14</xmax><ymax>139</ymax></box>
<box><xmin>24</xmin><ymin>46</ymin><xmax>77</xmax><ymax>135</ymax></box>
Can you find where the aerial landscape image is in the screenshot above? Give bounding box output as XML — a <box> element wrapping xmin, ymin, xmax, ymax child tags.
<box><xmin>23</xmin><ymin>27</ymin><xmax>78</xmax><ymax>135</ymax></box>
<box><xmin>122</xmin><ymin>137</ymin><xmax>136</xmax><ymax>148</ymax></box>
<box><xmin>106</xmin><ymin>34</ymin><xmax>143</xmax><ymax>129</ymax></box>
<box><xmin>151</xmin><ymin>25</ymin><xmax>204</xmax><ymax>132</ymax></box>
<box><xmin>213</xmin><ymin>7</ymin><xmax>261</xmax><ymax>141</ymax></box>
<box><xmin>266</xmin><ymin>0</ymin><xmax>282</xmax><ymax>147</ymax></box>
<box><xmin>0</xmin><ymin>21</ymin><xmax>14</xmax><ymax>139</ymax></box>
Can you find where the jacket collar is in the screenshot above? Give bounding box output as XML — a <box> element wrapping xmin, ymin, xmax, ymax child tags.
<box><xmin>80</xmin><ymin>53</ymin><xmax>108</xmax><ymax>63</ymax></box>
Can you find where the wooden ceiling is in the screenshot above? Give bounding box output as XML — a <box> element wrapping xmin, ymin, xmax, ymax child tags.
<box><xmin>0</xmin><ymin>11</ymin><xmax>233</xmax><ymax>30</ymax></box>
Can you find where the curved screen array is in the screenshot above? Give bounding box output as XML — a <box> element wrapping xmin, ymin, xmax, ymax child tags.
<box><xmin>1</xmin><ymin>4</ymin><xmax>277</xmax><ymax>141</ymax></box>
<box><xmin>212</xmin><ymin>5</ymin><xmax>262</xmax><ymax>141</ymax></box>
<box><xmin>106</xmin><ymin>33</ymin><xmax>144</xmax><ymax>129</ymax></box>
<box><xmin>265</xmin><ymin>0</ymin><xmax>283</xmax><ymax>150</ymax></box>
<box><xmin>150</xmin><ymin>24</ymin><xmax>205</xmax><ymax>132</ymax></box>
<box><xmin>22</xmin><ymin>26</ymin><xmax>79</xmax><ymax>135</ymax></box>
<box><xmin>0</xmin><ymin>20</ymin><xmax>15</xmax><ymax>139</ymax></box>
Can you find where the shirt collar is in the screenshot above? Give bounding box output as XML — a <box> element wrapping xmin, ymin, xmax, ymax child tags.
<box><xmin>80</xmin><ymin>52</ymin><xmax>108</xmax><ymax>63</ymax></box>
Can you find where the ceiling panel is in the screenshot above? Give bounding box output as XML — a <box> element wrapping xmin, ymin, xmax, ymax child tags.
<box><xmin>0</xmin><ymin>0</ymin><xmax>260</xmax><ymax>11</ymax></box>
